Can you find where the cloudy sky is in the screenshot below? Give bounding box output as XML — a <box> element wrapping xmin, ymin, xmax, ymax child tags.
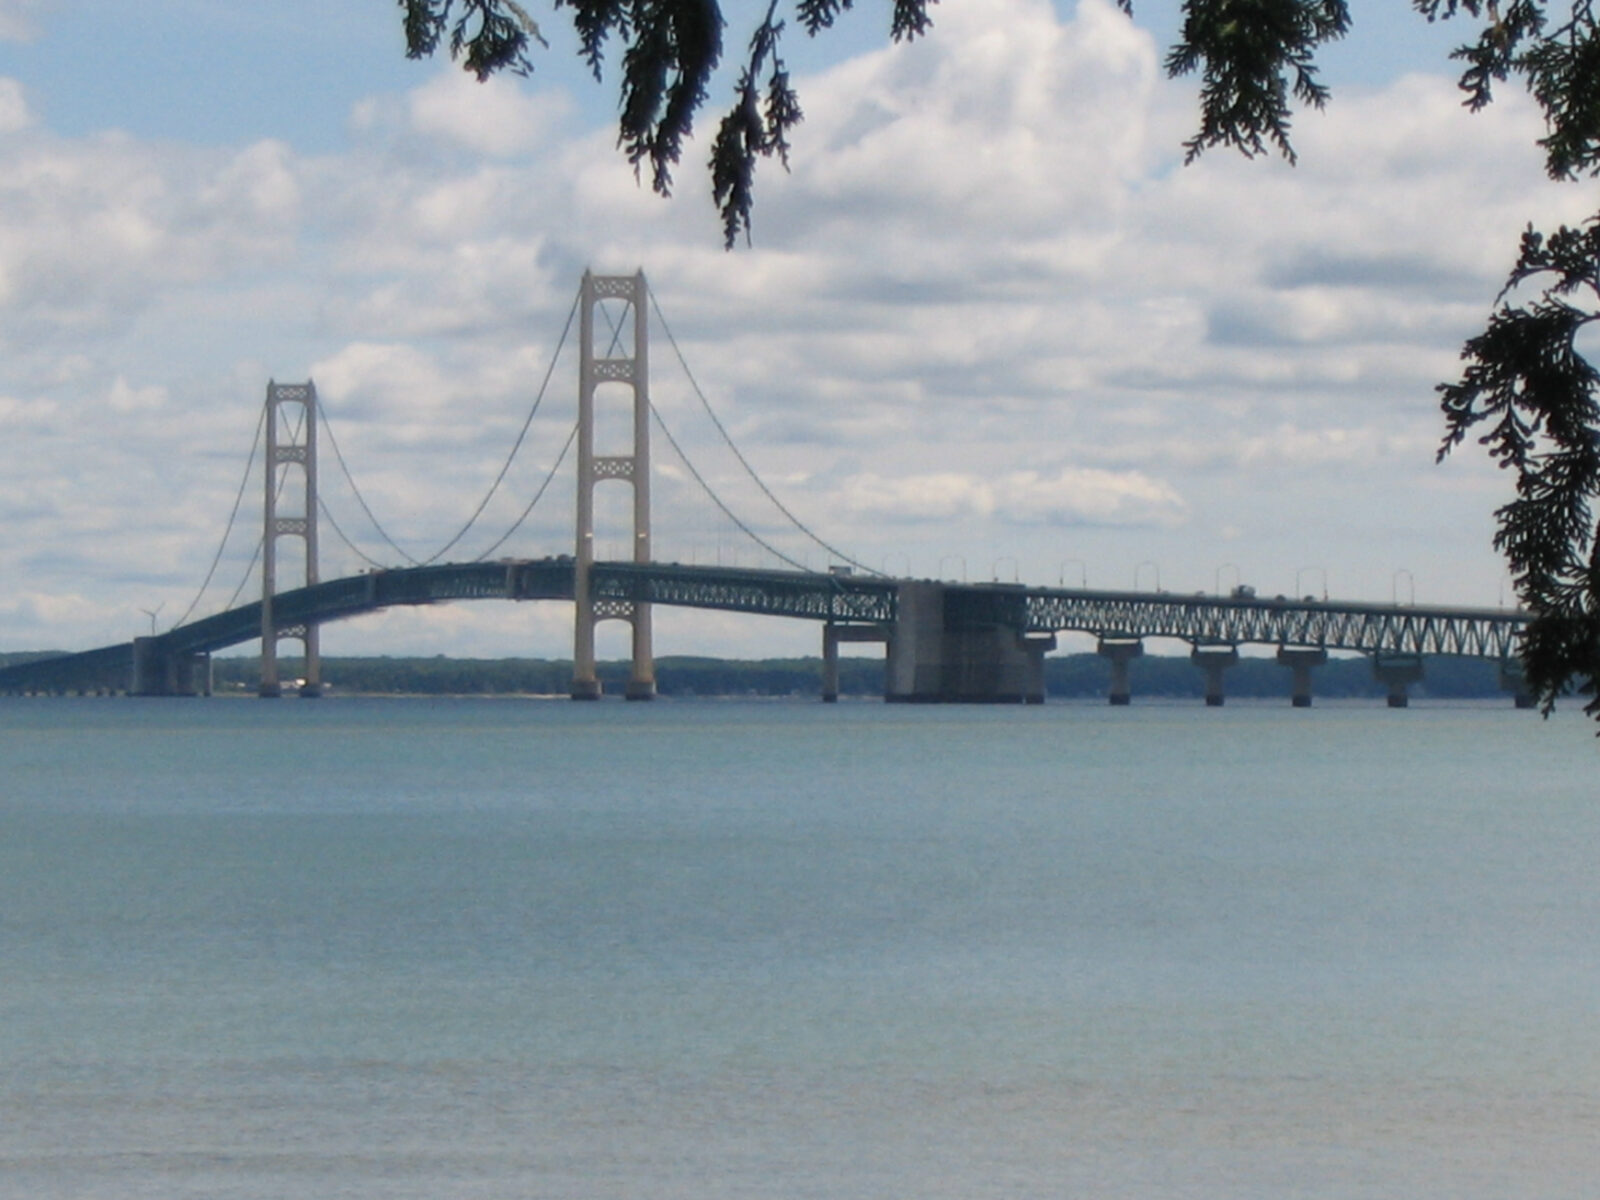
<box><xmin>0</xmin><ymin>0</ymin><xmax>1588</xmax><ymax>663</ymax></box>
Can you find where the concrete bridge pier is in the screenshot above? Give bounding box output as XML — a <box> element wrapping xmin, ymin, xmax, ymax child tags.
<box><xmin>1498</xmin><ymin>658</ymin><xmax>1537</xmax><ymax>709</ymax></box>
<box><xmin>822</xmin><ymin>623</ymin><xmax>888</xmax><ymax>701</ymax></box>
<box><xmin>1190</xmin><ymin>643</ymin><xmax>1239</xmax><ymax>706</ymax></box>
<box><xmin>1020</xmin><ymin>634</ymin><xmax>1055</xmax><ymax>704</ymax></box>
<box><xmin>131</xmin><ymin>638</ymin><xmax>212</xmax><ymax>697</ymax></box>
<box><xmin>1372</xmin><ymin>651</ymin><xmax>1424</xmax><ymax>707</ymax></box>
<box><xmin>1097</xmin><ymin>636</ymin><xmax>1143</xmax><ymax>705</ymax></box>
<box><xmin>884</xmin><ymin>581</ymin><xmax>1049</xmax><ymax>702</ymax></box>
<box><xmin>1276</xmin><ymin>645</ymin><xmax>1327</xmax><ymax>707</ymax></box>
<box><xmin>624</xmin><ymin>602</ymin><xmax>656</xmax><ymax>701</ymax></box>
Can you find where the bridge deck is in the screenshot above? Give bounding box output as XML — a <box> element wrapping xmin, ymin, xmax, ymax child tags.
<box><xmin>0</xmin><ymin>560</ymin><xmax>1528</xmax><ymax>693</ymax></box>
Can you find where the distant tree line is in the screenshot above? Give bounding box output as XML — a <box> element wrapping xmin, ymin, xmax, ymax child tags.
<box><xmin>203</xmin><ymin>652</ymin><xmax>1506</xmax><ymax>700</ymax></box>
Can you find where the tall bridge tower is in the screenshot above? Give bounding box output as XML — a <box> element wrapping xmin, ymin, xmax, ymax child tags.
<box><xmin>260</xmin><ymin>380</ymin><xmax>321</xmax><ymax>698</ymax></box>
<box><xmin>572</xmin><ymin>270</ymin><xmax>655</xmax><ymax>700</ymax></box>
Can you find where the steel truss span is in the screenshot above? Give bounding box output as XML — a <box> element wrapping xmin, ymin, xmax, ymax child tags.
<box><xmin>1021</xmin><ymin>588</ymin><xmax>1525</xmax><ymax>659</ymax></box>
<box><xmin>589</xmin><ymin>563</ymin><xmax>896</xmax><ymax>624</ymax></box>
<box><xmin>0</xmin><ymin>563</ymin><xmax>1526</xmax><ymax>694</ymax></box>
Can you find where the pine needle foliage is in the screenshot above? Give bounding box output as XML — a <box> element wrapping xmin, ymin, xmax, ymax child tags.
<box><xmin>1439</xmin><ymin>222</ymin><xmax>1600</xmax><ymax>714</ymax></box>
<box><xmin>1419</xmin><ymin>2</ymin><xmax>1600</xmax><ymax>716</ymax></box>
<box><xmin>1162</xmin><ymin>0</ymin><xmax>1351</xmax><ymax>165</ymax></box>
<box><xmin>399</xmin><ymin>0</ymin><xmax>935</xmax><ymax>247</ymax></box>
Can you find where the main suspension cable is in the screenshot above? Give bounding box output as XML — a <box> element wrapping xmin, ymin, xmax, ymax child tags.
<box><xmin>646</xmin><ymin>287</ymin><xmax>881</xmax><ymax>576</ymax></box>
<box><xmin>421</xmin><ymin>289</ymin><xmax>580</xmax><ymax>564</ymax></box>
<box><xmin>649</xmin><ymin>403</ymin><xmax>808</xmax><ymax>572</ymax></box>
<box><xmin>311</xmin><ymin>287</ymin><xmax>580</xmax><ymax>569</ymax></box>
<box><xmin>472</xmin><ymin>419</ymin><xmax>579</xmax><ymax>561</ymax></box>
<box><xmin>316</xmin><ymin>402</ymin><xmax>421</xmax><ymax>566</ymax></box>
<box><xmin>224</xmin><ymin>536</ymin><xmax>263</xmax><ymax>612</ymax></box>
<box><xmin>318</xmin><ymin>495</ymin><xmax>390</xmax><ymax>570</ymax></box>
<box><xmin>170</xmin><ymin>404</ymin><xmax>267</xmax><ymax>629</ymax></box>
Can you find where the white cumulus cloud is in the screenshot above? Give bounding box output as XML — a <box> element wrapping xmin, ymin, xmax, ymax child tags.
<box><xmin>0</xmin><ymin>77</ymin><xmax>30</xmax><ymax>132</ymax></box>
<box><xmin>406</xmin><ymin>70</ymin><xmax>573</xmax><ymax>158</ymax></box>
<box><xmin>841</xmin><ymin>466</ymin><xmax>1187</xmax><ymax>530</ymax></box>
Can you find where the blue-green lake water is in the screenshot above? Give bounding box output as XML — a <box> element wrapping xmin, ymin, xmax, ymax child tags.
<box><xmin>1</xmin><ymin>696</ymin><xmax>1596</xmax><ymax>1198</ymax></box>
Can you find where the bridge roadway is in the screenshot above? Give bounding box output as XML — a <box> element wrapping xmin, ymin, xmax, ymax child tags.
<box><xmin>0</xmin><ymin>557</ymin><xmax>1528</xmax><ymax>697</ymax></box>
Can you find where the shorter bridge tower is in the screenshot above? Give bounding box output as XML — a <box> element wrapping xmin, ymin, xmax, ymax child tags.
<box><xmin>260</xmin><ymin>380</ymin><xmax>322</xmax><ymax>698</ymax></box>
<box><xmin>572</xmin><ymin>270</ymin><xmax>655</xmax><ymax>700</ymax></box>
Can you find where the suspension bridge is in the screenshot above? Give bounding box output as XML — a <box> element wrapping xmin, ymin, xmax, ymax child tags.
<box><xmin>0</xmin><ymin>272</ymin><xmax>1533</xmax><ymax>707</ymax></box>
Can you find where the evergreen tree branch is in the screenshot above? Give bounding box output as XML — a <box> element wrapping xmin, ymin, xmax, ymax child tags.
<box><xmin>1164</xmin><ymin>0</ymin><xmax>1350</xmax><ymax>165</ymax></box>
<box><xmin>1438</xmin><ymin>218</ymin><xmax>1600</xmax><ymax>715</ymax></box>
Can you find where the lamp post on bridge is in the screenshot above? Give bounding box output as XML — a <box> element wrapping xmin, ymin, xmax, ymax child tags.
<box><xmin>1295</xmin><ymin>566</ymin><xmax>1327</xmax><ymax>601</ymax></box>
<box><xmin>1059</xmin><ymin>560</ymin><xmax>1087</xmax><ymax>588</ymax></box>
<box><xmin>1134</xmin><ymin>561</ymin><xmax>1160</xmax><ymax>592</ymax></box>
<box><xmin>1392</xmin><ymin>568</ymin><xmax>1415</xmax><ymax>607</ymax></box>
